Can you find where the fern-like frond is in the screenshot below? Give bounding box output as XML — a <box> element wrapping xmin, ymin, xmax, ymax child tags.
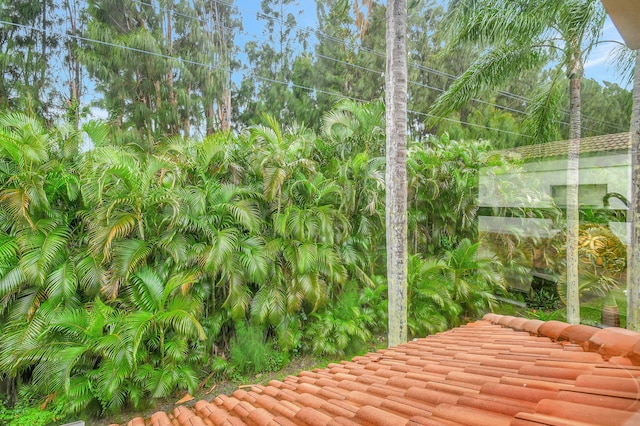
<box><xmin>429</xmin><ymin>44</ymin><xmax>546</xmax><ymax>125</ymax></box>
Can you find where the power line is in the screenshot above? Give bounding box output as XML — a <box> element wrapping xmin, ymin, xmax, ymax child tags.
<box><xmin>2</xmin><ymin>17</ymin><xmax>532</xmax><ymax>139</ymax></box>
<box><xmin>0</xmin><ymin>20</ymin><xmax>228</xmax><ymax>73</ymax></box>
<box><xmin>129</xmin><ymin>0</ymin><xmax>627</xmax><ymax>133</ymax></box>
<box><xmin>0</xmin><ymin>15</ymin><xmax>623</xmax><ymax>139</ymax></box>
<box><xmin>221</xmin><ymin>0</ymin><xmax>628</xmax><ymax>133</ymax></box>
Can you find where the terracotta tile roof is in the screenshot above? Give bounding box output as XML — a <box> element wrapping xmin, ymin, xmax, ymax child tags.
<box><xmin>501</xmin><ymin>132</ymin><xmax>631</xmax><ymax>160</ymax></box>
<box><xmin>112</xmin><ymin>315</ymin><xmax>640</xmax><ymax>426</ymax></box>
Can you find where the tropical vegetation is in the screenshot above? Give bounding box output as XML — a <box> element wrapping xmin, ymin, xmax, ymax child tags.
<box><xmin>0</xmin><ymin>0</ymin><xmax>636</xmax><ymax>422</ymax></box>
<box><xmin>0</xmin><ymin>104</ymin><xmax>506</xmax><ymax>419</ymax></box>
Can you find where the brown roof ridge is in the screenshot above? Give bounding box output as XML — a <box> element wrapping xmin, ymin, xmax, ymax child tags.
<box><xmin>482</xmin><ymin>313</ymin><xmax>640</xmax><ymax>365</ymax></box>
<box><xmin>108</xmin><ymin>317</ymin><xmax>640</xmax><ymax>426</ymax></box>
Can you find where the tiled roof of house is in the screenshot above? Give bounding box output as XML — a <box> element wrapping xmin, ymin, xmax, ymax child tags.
<box><xmin>502</xmin><ymin>132</ymin><xmax>630</xmax><ymax>160</ymax></box>
<box><xmin>113</xmin><ymin>314</ymin><xmax>640</xmax><ymax>426</ymax></box>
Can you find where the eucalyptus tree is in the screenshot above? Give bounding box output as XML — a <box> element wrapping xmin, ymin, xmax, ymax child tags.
<box><xmin>235</xmin><ymin>0</ymin><xmax>309</xmax><ymax>126</ymax></box>
<box><xmin>580</xmin><ymin>79</ymin><xmax>632</xmax><ymax>137</ymax></box>
<box><xmin>173</xmin><ymin>0</ymin><xmax>239</xmax><ymax>135</ymax></box>
<box><xmin>0</xmin><ymin>0</ymin><xmax>58</xmax><ymax>116</ymax></box>
<box><xmin>81</xmin><ymin>0</ymin><xmax>238</xmax><ymax>139</ymax></box>
<box><xmin>82</xmin><ymin>0</ymin><xmax>169</xmax><ymax>139</ymax></box>
<box><xmin>311</xmin><ymin>0</ymin><xmax>386</xmax><ymax>118</ymax></box>
<box><xmin>429</xmin><ymin>0</ymin><xmax>606</xmax><ymax>324</ymax></box>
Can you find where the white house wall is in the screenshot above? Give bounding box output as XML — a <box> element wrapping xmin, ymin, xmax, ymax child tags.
<box><xmin>479</xmin><ymin>151</ymin><xmax>631</xmax><ymax>243</ymax></box>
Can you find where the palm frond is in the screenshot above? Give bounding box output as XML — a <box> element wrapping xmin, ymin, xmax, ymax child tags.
<box><xmin>75</xmin><ymin>253</ymin><xmax>105</xmax><ymax>296</ymax></box>
<box><xmin>251</xmin><ymin>283</ymin><xmax>286</xmax><ymax>325</ymax></box>
<box><xmin>429</xmin><ymin>44</ymin><xmax>546</xmax><ymax>125</ymax></box>
<box><xmin>157</xmin><ymin>308</ymin><xmax>206</xmax><ymax>341</ymax></box>
<box><xmin>93</xmin><ymin>212</ymin><xmax>137</xmax><ymax>258</ymax></box>
<box><xmin>112</xmin><ymin>238</ymin><xmax>152</xmax><ymax>282</ymax></box>
<box><xmin>44</xmin><ymin>260</ymin><xmax>78</xmax><ymax>304</ymax></box>
<box><xmin>523</xmin><ymin>71</ymin><xmax>565</xmax><ymax>143</ymax></box>
<box><xmin>609</xmin><ymin>44</ymin><xmax>636</xmax><ymax>87</ymax></box>
<box><xmin>0</xmin><ymin>266</ymin><xmax>26</xmax><ymax>303</ymax></box>
<box><xmin>130</xmin><ymin>267</ymin><xmax>164</xmax><ymax>312</ymax></box>
<box><xmin>560</xmin><ymin>0</ymin><xmax>606</xmax><ymax>58</ymax></box>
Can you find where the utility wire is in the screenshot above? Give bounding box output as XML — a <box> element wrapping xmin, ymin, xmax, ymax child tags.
<box><xmin>130</xmin><ymin>0</ymin><xmax>627</xmax><ymax>133</ymax></box>
<box><xmin>0</xmin><ymin>20</ymin><xmax>227</xmax><ymax>72</ymax></box>
<box><xmin>0</xmin><ymin>19</ymin><xmax>613</xmax><ymax>140</ymax></box>
<box><xmin>216</xmin><ymin>0</ymin><xmax>628</xmax><ymax>133</ymax></box>
<box><xmin>2</xmin><ymin>18</ymin><xmax>531</xmax><ymax>139</ymax></box>
<box><xmin>128</xmin><ymin>1</ymin><xmax>548</xmax><ymax>128</ymax></box>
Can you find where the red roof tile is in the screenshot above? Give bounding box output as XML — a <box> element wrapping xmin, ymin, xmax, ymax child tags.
<box><xmin>589</xmin><ymin>328</ymin><xmax>640</xmax><ymax>359</ymax></box>
<box><xmin>112</xmin><ymin>315</ymin><xmax>640</xmax><ymax>426</ymax></box>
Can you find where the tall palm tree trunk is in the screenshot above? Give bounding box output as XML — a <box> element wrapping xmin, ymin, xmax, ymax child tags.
<box><xmin>566</xmin><ymin>68</ymin><xmax>582</xmax><ymax>325</ymax></box>
<box><xmin>628</xmin><ymin>52</ymin><xmax>640</xmax><ymax>331</ymax></box>
<box><xmin>385</xmin><ymin>0</ymin><xmax>408</xmax><ymax>346</ymax></box>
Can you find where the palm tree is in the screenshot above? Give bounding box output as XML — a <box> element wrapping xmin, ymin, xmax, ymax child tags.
<box><xmin>407</xmin><ymin>254</ymin><xmax>460</xmax><ymax>336</ymax></box>
<box><xmin>249</xmin><ymin>114</ymin><xmax>316</xmax><ymax>213</ymax></box>
<box><xmin>321</xmin><ymin>99</ymin><xmax>386</xmax><ymax>160</ymax></box>
<box><xmin>429</xmin><ymin>0</ymin><xmax>606</xmax><ymax>324</ymax></box>
<box><xmin>0</xmin><ymin>297</ymin><xmax>137</xmax><ymax>414</ymax></box>
<box><xmin>322</xmin><ymin>101</ymin><xmax>386</xmax><ymax>276</ymax></box>
<box><xmin>80</xmin><ymin>146</ymin><xmax>182</xmax><ymax>299</ymax></box>
<box><xmin>0</xmin><ymin>114</ymin><xmax>109</xmax><ymax>319</ymax></box>
<box><xmin>628</xmin><ymin>52</ymin><xmax>640</xmax><ymax>331</ymax></box>
<box><xmin>385</xmin><ymin>0</ymin><xmax>409</xmax><ymax>346</ymax></box>
<box><xmin>123</xmin><ymin>267</ymin><xmax>206</xmax><ymax>397</ymax></box>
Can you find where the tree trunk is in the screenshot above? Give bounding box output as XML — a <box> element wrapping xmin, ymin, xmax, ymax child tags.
<box><xmin>385</xmin><ymin>0</ymin><xmax>408</xmax><ymax>347</ymax></box>
<box><xmin>40</xmin><ymin>0</ymin><xmax>47</xmax><ymax>102</ymax></box>
<box><xmin>184</xmin><ymin>83</ymin><xmax>191</xmax><ymax>136</ymax></box>
<box><xmin>221</xmin><ymin>88</ymin><xmax>231</xmax><ymax>132</ymax></box>
<box><xmin>205</xmin><ymin>100</ymin><xmax>215</xmax><ymax>136</ymax></box>
<box><xmin>628</xmin><ymin>52</ymin><xmax>640</xmax><ymax>331</ymax></box>
<box><xmin>64</xmin><ymin>0</ymin><xmax>81</xmax><ymax>130</ymax></box>
<box><xmin>566</xmin><ymin>62</ymin><xmax>582</xmax><ymax>325</ymax></box>
<box><xmin>167</xmin><ymin>1</ymin><xmax>175</xmax><ymax>107</ymax></box>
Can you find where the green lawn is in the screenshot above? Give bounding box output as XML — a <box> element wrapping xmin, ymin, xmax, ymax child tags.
<box><xmin>494</xmin><ymin>287</ymin><xmax>628</xmax><ymax>328</ymax></box>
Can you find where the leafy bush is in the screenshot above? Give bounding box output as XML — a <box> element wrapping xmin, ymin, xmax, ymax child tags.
<box><xmin>526</xmin><ymin>287</ymin><xmax>561</xmax><ymax>311</ymax></box>
<box><xmin>407</xmin><ymin>255</ymin><xmax>460</xmax><ymax>337</ymax></box>
<box><xmin>230</xmin><ymin>322</ymin><xmax>289</xmax><ymax>375</ymax></box>
<box><xmin>304</xmin><ymin>283</ymin><xmax>378</xmax><ymax>357</ymax></box>
<box><xmin>0</xmin><ymin>399</ymin><xmax>66</xmax><ymax>426</ymax></box>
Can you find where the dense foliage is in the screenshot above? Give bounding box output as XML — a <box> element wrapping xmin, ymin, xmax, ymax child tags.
<box><xmin>0</xmin><ymin>104</ymin><xmax>504</xmax><ymax>417</ymax></box>
<box><xmin>0</xmin><ymin>1</ymin><xmax>630</xmax><ymax>146</ymax></box>
<box><xmin>0</xmin><ymin>0</ymin><xmax>632</xmax><ymax>420</ymax></box>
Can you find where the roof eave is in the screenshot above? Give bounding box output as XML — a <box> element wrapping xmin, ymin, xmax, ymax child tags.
<box><xmin>601</xmin><ymin>0</ymin><xmax>640</xmax><ymax>50</ymax></box>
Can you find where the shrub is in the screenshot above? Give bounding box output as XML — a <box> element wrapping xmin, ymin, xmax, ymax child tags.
<box><xmin>0</xmin><ymin>398</ymin><xmax>66</xmax><ymax>426</ymax></box>
<box><xmin>230</xmin><ymin>322</ymin><xmax>288</xmax><ymax>375</ymax></box>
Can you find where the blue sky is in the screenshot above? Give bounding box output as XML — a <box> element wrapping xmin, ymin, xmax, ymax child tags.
<box><xmin>584</xmin><ymin>16</ymin><xmax>629</xmax><ymax>87</ymax></box>
<box><xmin>88</xmin><ymin>0</ymin><xmax>631</xmax><ymax>123</ymax></box>
<box><xmin>235</xmin><ymin>1</ymin><xmax>631</xmax><ymax>88</ymax></box>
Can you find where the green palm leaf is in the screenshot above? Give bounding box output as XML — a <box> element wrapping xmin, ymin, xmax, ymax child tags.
<box><xmin>112</xmin><ymin>238</ymin><xmax>152</xmax><ymax>283</ymax></box>
<box><xmin>251</xmin><ymin>283</ymin><xmax>286</xmax><ymax>325</ymax></box>
<box><xmin>429</xmin><ymin>44</ymin><xmax>546</xmax><ymax>125</ymax></box>
<box><xmin>44</xmin><ymin>260</ymin><xmax>78</xmax><ymax>303</ymax></box>
<box><xmin>94</xmin><ymin>212</ymin><xmax>137</xmax><ymax>258</ymax></box>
